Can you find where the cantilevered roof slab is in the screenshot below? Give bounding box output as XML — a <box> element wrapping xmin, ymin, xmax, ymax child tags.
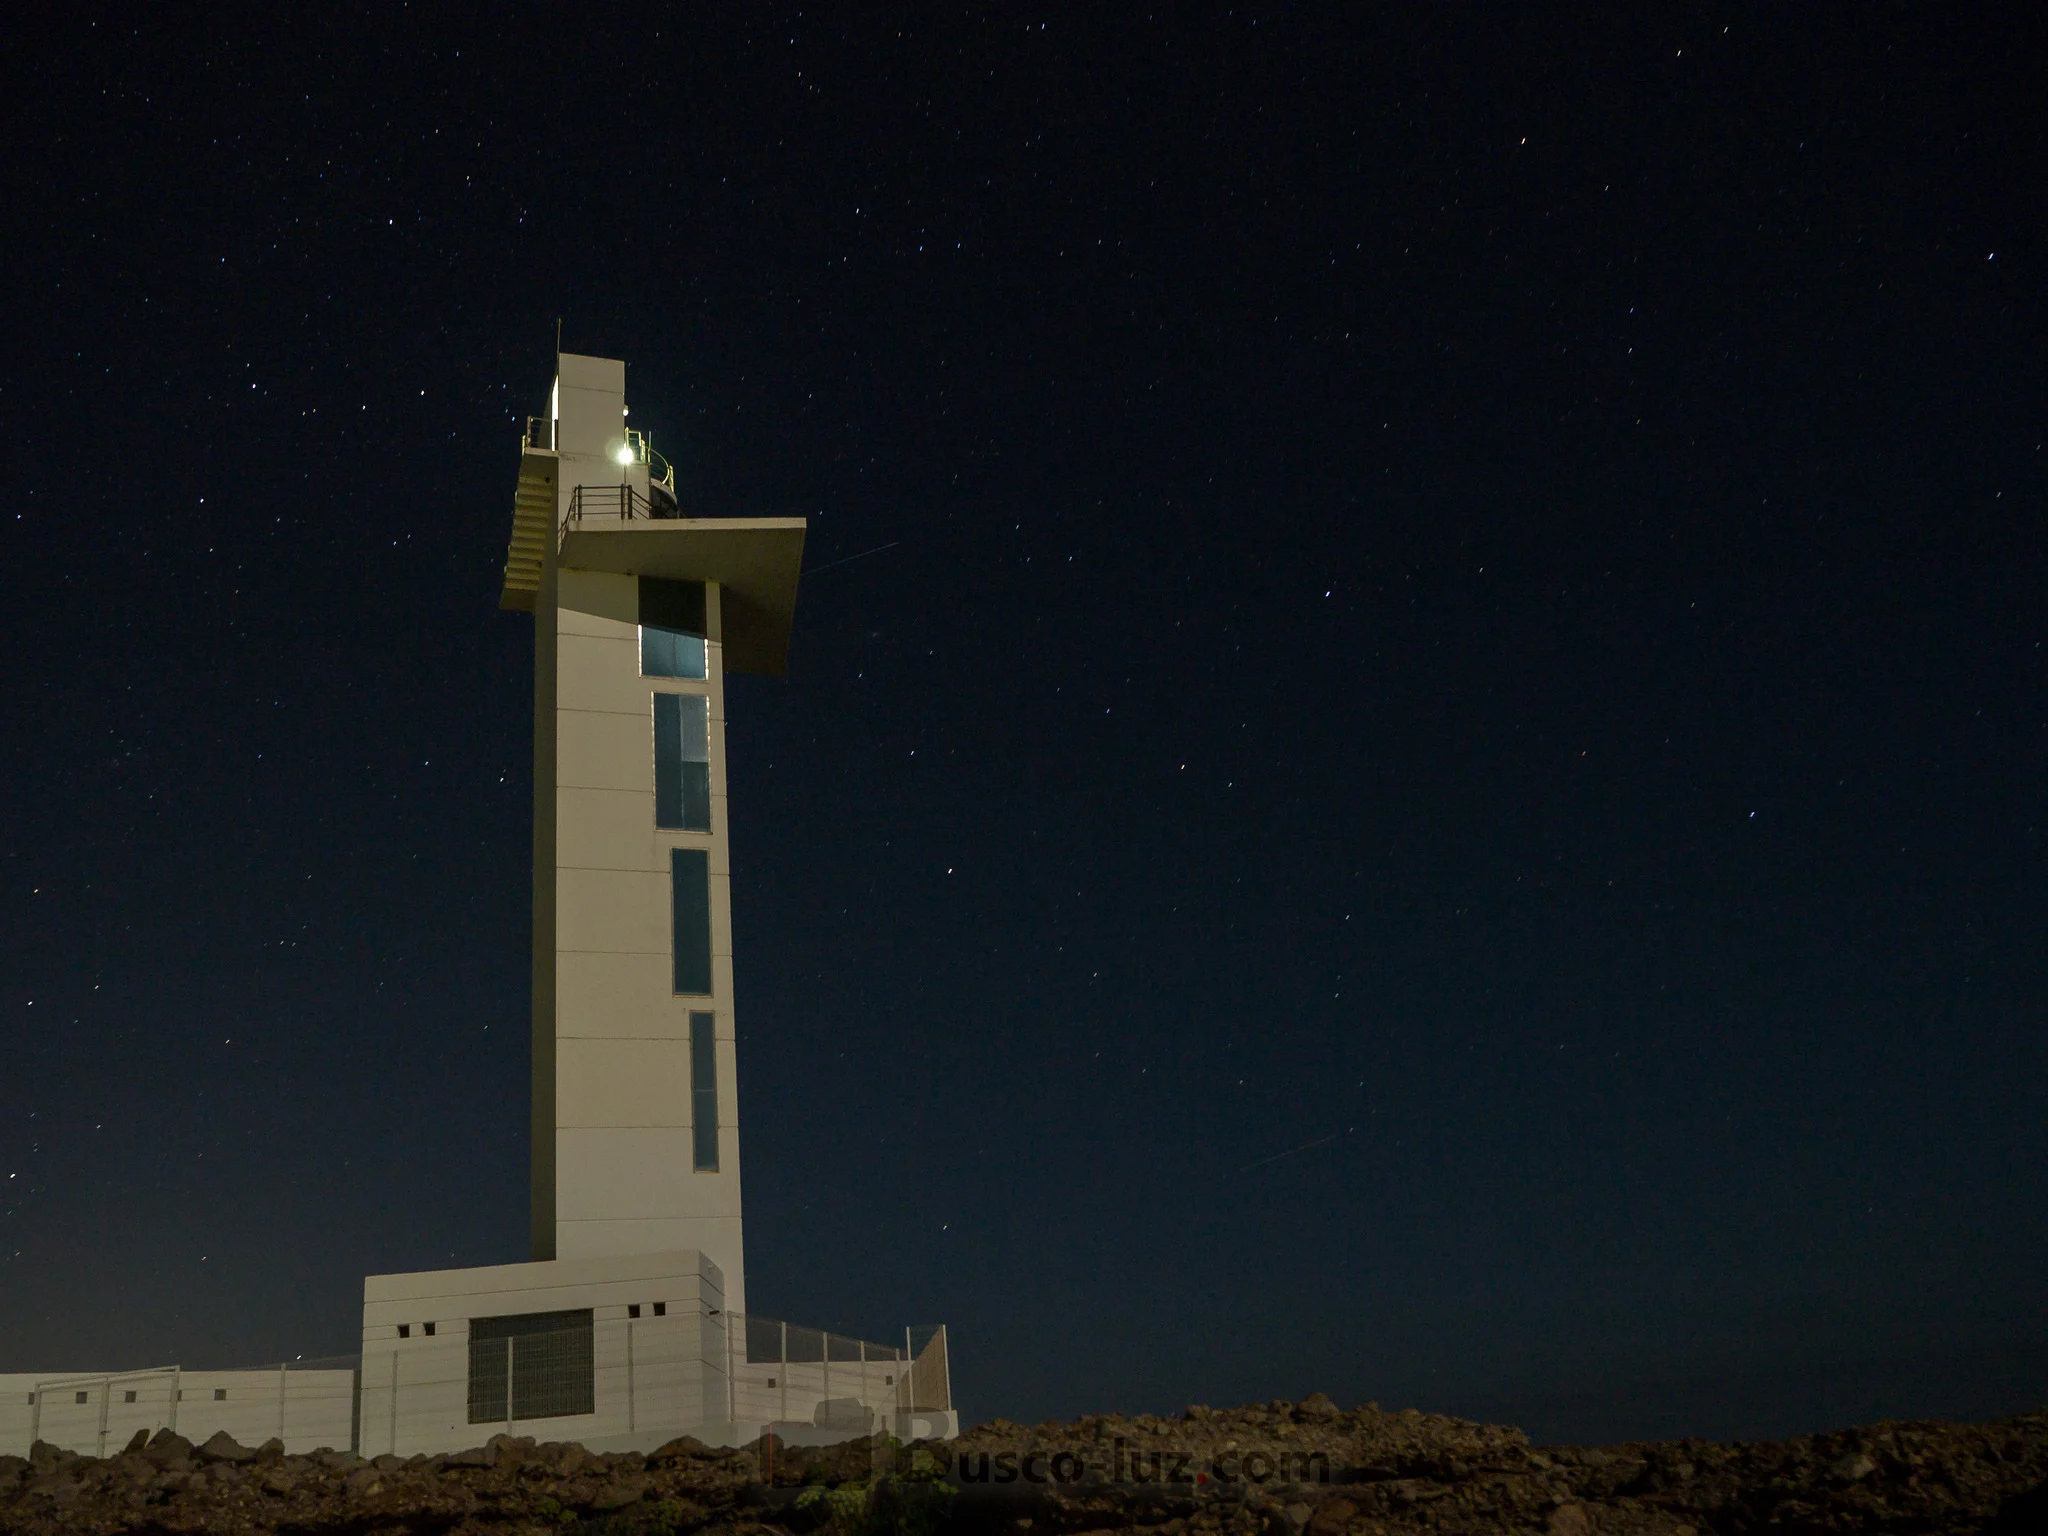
<box><xmin>559</xmin><ymin>517</ymin><xmax>807</xmax><ymax>675</ymax></box>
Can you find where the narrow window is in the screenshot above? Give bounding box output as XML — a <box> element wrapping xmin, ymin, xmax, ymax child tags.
<box><xmin>213</xmin><ymin>1389</ymin><xmax>227</xmax><ymax>1401</ymax></box>
<box><xmin>424</xmin><ymin>1322</ymin><xmax>437</xmax><ymax>1337</ymax></box>
<box><xmin>690</xmin><ymin>1010</ymin><xmax>719</xmax><ymax>1171</ymax></box>
<box><xmin>653</xmin><ymin>1302</ymin><xmax>667</xmax><ymax>1317</ymax></box>
<box><xmin>125</xmin><ymin>1390</ymin><xmax>137</xmax><ymax>1403</ymax></box>
<box><xmin>640</xmin><ymin>577</ymin><xmax>707</xmax><ymax>680</ymax></box>
<box><xmin>397</xmin><ymin>1324</ymin><xmax>410</xmax><ymax>1339</ymax></box>
<box><xmin>654</xmin><ymin>693</ymin><xmax>711</xmax><ymax>831</ymax></box>
<box><xmin>671</xmin><ymin>849</ymin><xmax>712</xmax><ymax>995</ymax></box>
<box><xmin>628</xmin><ymin>1304</ymin><xmax>642</xmax><ymax>1319</ymax></box>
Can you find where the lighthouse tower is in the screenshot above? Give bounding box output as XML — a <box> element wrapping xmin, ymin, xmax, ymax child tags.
<box><xmin>497</xmin><ymin>352</ymin><xmax>804</xmax><ymax>1319</ymax></box>
<box><xmin>0</xmin><ymin>347</ymin><xmax>949</xmax><ymax>1460</ymax></box>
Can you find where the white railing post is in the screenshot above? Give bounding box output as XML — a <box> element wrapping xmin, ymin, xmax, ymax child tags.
<box><xmin>277</xmin><ymin>1362</ymin><xmax>288</xmax><ymax>1447</ymax></box>
<box><xmin>388</xmin><ymin>1352</ymin><xmax>399</xmax><ymax>1456</ymax></box>
<box><xmin>627</xmin><ymin>1319</ymin><xmax>636</xmax><ymax>1434</ymax></box>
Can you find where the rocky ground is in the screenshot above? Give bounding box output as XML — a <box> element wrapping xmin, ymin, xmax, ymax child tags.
<box><xmin>3</xmin><ymin>1395</ymin><xmax>2044</xmax><ymax>1536</ymax></box>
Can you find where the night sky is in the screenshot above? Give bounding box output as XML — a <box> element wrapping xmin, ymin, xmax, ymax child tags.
<box><xmin>4</xmin><ymin>8</ymin><xmax>2044</xmax><ymax>1447</ymax></box>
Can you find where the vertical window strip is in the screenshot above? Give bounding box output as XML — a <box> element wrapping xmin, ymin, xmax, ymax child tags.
<box><xmin>655</xmin><ymin>692</ymin><xmax>711</xmax><ymax>832</ymax></box>
<box><xmin>689</xmin><ymin>1011</ymin><xmax>719</xmax><ymax>1172</ymax></box>
<box><xmin>654</xmin><ymin>693</ymin><xmax>682</xmax><ymax>828</ymax></box>
<box><xmin>671</xmin><ymin>848</ymin><xmax>712</xmax><ymax>995</ymax></box>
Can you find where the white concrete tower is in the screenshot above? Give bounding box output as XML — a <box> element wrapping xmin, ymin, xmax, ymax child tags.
<box><xmin>499</xmin><ymin>352</ymin><xmax>804</xmax><ymax>1322</ymax></box>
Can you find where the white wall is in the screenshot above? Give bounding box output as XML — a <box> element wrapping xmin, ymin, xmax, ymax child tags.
<box><xmin>549</xmin><ymin>567</ymin><xmax>746</xmax><ymax>1312</ymax></box>
<box><xmin>360</xmin><ymin>1250</ymin><xmax>729</xmax><ymax>1456</ymax></box>
<box><xmin>0</xmin><ymin>1368</ymin><xmax>355</xmax><ymax>1458</ymax></box>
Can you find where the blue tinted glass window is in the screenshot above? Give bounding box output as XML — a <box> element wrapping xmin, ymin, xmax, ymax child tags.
<box><xmin>641</xmin><ymin>625</ymin><xmax>706</xmax><ymax>680</ymax></box>
<box><xmin>654</xmin><ymin>693</ymin><xmax>711</xmax><ymax>832</ymax></box>
<box><xmin>671</xmin><ymin>849</ymin><xmax>712</xmax><ymax>995</ymax></box>
<box><xmin>689</xmin><ymin>1011</ymin><xmax>719</xmax><ymax>1172</ymax></box>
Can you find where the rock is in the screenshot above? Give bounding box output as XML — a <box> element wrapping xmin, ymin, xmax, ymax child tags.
<box><xmin>28</xmin><ymin>1441</ymin><xmax>74</xmax><ymax>1469</ymax></box>
<box><xmin>119</xmin><ymin>1428</ymin><xmax>149</xmax><ymax>1455</ymax></box>
<box><xmin>372</xmin><ymin>1453</ymin><xmax>406</xmax><ymax>1472</ymax></box>
<box><xmin>259</xmin><ymin>1465</ymin><xmax>300</xmax><ymax>1495</ymax></box>
<box><xmin>1280</xmin><ymin>1501</ymin><xmax>1314</xmax><ymax>1534</ymax></box>
<box><xmin>344</xmin><ymin>1468</ymin><xmax>383</xmax><ymax>1495</ymax></box>
<box><xmin>486</xmin><ymin>1431</ymin><xmax>538</xmax><ymax>1464</ymax></box>
<box><xmin>1831</xmin><ymin>1451</ymin><xmax>1878</xmax><ymax>1482</ymax></box>
<box><xmin>1306</xmin><ymin>1496</ymin><xmax>1358</xmax><ymax>1536</ymax></box>
<box><xmin>593</xmin><ymin>1475</ymin><xmax>647</xmax><ymax>1510</ymax></box>
<box><xmin>196</xmin><ymin>1430</ymin><xmax>256</xmax><ymax>1464</ymax></box>
<box><xmin>1295</xmin><ymin>1393</ymin><xmax>1341</xmax><ymax>1422</ymax></box>
<box><xmin>255</xmin><ymin>1436</ymin><xmax>287</xmax><ymax>1463</ymax></box>
<box><xmin>647</xmin><ymin>1436</ymin><xmax>708</xmax><ymax>1466</ymax></box>
<box><xmin>446</xmin><ymin>1444</ymin><xmax>497</xmax><ymax>1468</ymax></box>
<box><xmin>1546</xmin><ymin>1502</ymin><xmax>1592</xmax><ymax>1536</ymax></box>
<box><xmin>143</xmin><ymin>1429</ymin><xmax>194</xmax><ymax>1467</ymax></box>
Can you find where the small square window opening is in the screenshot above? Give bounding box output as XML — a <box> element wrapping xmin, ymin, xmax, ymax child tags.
<box><xmin>653</xmin><ymin>1302</ymin><xmax>667</xmax><ymax>1317</ymax></box>
<box><xmin>424</xmin><ymin>1322</ymin><xmax>437</xmax><ymax>1336</ymax></box>
<box><xmin>75</xmin><ymin>1390</ymin><xmax>89</xmax><ymax>1404</ymax></box>
<box><xmin>125</xmin><ymin>1390</ymin><xmax>137</xmax><ymax>1403</ymax></box>
<box><xmin>398</xmin><ymin>1324</ymin><xmax>410</xmax><ymax>1339</ymax></box>
<box><xmin>628</xmin><ymin>1304</ymin><xmax>641</xmax><ymax>1319</ymax></box>
<box><xmin>214</xmin><ymin>1388</ymin><xmax>227</xmax><ymax>1401</ymax></box>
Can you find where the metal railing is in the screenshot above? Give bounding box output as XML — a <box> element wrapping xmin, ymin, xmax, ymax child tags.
<box><xmin>521</xmin><ymin>419</ymin><xmax>674</xmax><ymax>497</ymax></box>
<box><xmin>563</xmin><ymin>484</ymin><xmax>687</xmax><ymax>528</ymax></box>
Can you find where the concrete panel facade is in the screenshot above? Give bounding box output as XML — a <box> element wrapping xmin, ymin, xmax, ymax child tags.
<box><xmin>0</xmin><ymin>1369</ymin><xmax>355</xmax><ymax>1458</ymax></box>
<box><xmin>526</xmin><ymin>358</ymin><xmax>748</xmax><ymax>1313</ymax></box>
<box><xmin>359</xmin><ymin>1251</ymin><xmax>729</xmax><ymax>1458</ymax></box>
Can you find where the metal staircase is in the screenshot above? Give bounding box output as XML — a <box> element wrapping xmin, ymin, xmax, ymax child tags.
<box><xmin>499</xmin><ymin>451</ymin><xmax>557</xmax><ymax>612</ymax></box>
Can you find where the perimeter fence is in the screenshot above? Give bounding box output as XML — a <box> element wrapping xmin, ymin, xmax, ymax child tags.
<box><xmin>5</xmin><ymin>1313</ymin><xmax>952</xmax><ymax>1460</ymax></box>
